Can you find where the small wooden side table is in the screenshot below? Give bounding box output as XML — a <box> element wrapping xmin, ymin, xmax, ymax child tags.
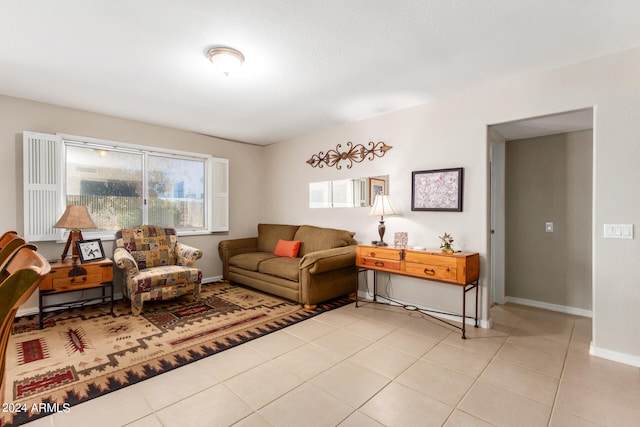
<box><xmin>38</xmin><ymin>257</ymin><xmax>114</xmax><ymax>329</ymax></box>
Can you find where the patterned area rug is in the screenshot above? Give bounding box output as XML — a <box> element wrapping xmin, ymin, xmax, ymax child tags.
<box><xmin>1</xmin><ymin>281</ymin><xmax>352</xmax><ymax>426</ymax></box>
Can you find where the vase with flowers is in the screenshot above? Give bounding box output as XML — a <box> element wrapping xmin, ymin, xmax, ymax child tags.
<box><xmin>439</xmin><ymin>232</ymin><xmax>454</xmax><ymax>254</ymax></box>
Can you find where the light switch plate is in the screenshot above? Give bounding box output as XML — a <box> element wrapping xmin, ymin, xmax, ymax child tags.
<box><xmin>545</xmin><ymin>222</ymin><xmax>553</xmax><ymax>232</ymax></box>
<box><xmin>604</xmin><ymin>224</ymin><xmax>634</xmax><ymax>239</ymax></box>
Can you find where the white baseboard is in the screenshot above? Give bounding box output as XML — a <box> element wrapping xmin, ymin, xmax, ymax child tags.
<box><xmin>504</xmin><ymin>296</ymin><xmax>592</xmax><ymax>318</ymax></box>
<box><xmin>356</xmin><ymin>290</ymin><xmax>490</xmax><ymax>329</ymax></box>
<box><xmin>590</xmin><ymin>343</ymin><xmax>640</xmax><ymax>368</ymax></box>
<box><xmin>17</xmin><ymin>276</ymin><xmax>223</xmax><ymax>318</ymax></box>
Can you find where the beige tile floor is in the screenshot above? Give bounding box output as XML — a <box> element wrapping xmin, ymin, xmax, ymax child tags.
<box><xmin>23</xmin><ymin>302</ymin><xmax>640</xmax><ymax>427</ymax></box>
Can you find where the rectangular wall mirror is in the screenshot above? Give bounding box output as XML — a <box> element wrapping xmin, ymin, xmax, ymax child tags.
<box><xmin>309</xmin><ymin>175</ymin><xmax>388</xmax><ymax>208</ymax></box>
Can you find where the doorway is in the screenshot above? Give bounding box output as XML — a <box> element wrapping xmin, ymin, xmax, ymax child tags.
<box><xmin>489</xmin><ymin>108</ymin><xmax>594</xmax><ymax>315</ymax></box>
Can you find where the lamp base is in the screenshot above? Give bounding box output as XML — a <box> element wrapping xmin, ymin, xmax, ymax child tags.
<box><xmin>61</xmin><ymin>229</ymin><xmax>84</xmax><ymax>261</ymax></box>
<box><xmin>377</xmin><ymin>219</ymin><xmax>387</xmax><ymax>246</ymax></box>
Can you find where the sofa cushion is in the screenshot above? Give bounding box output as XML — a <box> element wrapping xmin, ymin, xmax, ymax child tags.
<box><xmin>257</xmin><ymin>224</ymin><xmax>300</xmax><ymax>253</ymax></box>
<box><xmin>229</xmin><ymin>252</ymin><xmax>278</xmax><ymax>272</ymax></box>
<box><xmin>294</xmin><ymin>225</ymin><xmax>356</xmax><ymax>256</ymax></box>
<box><xmin>127</xmin><ymin>265</ymin><xmax>201</xmax><ymax>293</ymax></box>
<box><xmin>258</xmin><ymin>257</ymin><xmax>300</xmax><ymax>282</ymax></box>
<box><xmin>274</xmin><ymin>240</ymin><xmax>301</xmax><ymax>258</ymax></box>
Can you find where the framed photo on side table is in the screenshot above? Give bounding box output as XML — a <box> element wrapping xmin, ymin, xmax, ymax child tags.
<box><xmin>412</xmin><ymin>167</ymin><xmax>464</xmax><ymax>211</ymax></box>
<box><xmin>76</xmin><ymin>239</ymin><xmax>106</xmax><ymax>263</ymax></box>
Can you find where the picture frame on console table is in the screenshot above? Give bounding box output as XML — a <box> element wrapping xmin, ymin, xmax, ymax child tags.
<box><xmin>411</xmin><ymin>167</ymin><xmax>464</xmax><ymax>212</ymax></box>
<box><xmin>393</xmin><ymin>232</ymin><xmax>408</xmax><ymax>248</ymax></box>
<box><xmin>76</xmin><ymin>239</ymin><xmax>106</xmax><ymax>263</ymax></box>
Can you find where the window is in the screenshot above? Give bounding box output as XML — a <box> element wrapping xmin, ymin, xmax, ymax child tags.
<box><xmin>65</xmin><ymin>145</ymin><xmax>143</xmax><ymax>230</ymax></box>
<box><xmin>147</xmin><ymin>154</ymin><xmax>205</xmax><ymax>228</ymax></box>
<box><xmin>23</xmin><ymin>132</ymin><xmax>228</xmax><ymax>241</ymax></box>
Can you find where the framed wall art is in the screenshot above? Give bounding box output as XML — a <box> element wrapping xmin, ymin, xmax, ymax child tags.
<box><xmin>411</xmin><ymin>167</ymin><xmax>464</xmax><ymax>212</ymax></box>
<box><xmin>76</xmin><ymin>239</ymin><xmax>106</xmax><ymax>263</ymax></box>
<box><xmin>369</xmin><ymin>177</ymin><xmax>386</xmax><ymax>206</ymax></box>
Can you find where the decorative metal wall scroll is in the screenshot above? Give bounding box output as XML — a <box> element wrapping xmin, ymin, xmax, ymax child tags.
<box><xmin>306</xmin><ymin>141</ymin><xmax>392</xmax><ymax>169</ymax></box>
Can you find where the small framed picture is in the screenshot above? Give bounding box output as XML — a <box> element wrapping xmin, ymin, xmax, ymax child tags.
<box><xmin>76</xmin><ymin>239</ymin><xmax>106</xmax><ymax>263</ymax></box>
<box><xmin>394</xmin><ymin>232</ymin><xmax>408</xmax><ymax>248</ymax></box>
<box><xmin>369</xmin><ymin>177</ymin><xmax>386</xmax><ymax>206</ymax></box>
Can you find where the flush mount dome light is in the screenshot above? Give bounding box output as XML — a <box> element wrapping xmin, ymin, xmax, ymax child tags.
<box><xmin>207</xmin><ymin>46</ymin><xmax>244</xmax><ymax>77</ymax></box>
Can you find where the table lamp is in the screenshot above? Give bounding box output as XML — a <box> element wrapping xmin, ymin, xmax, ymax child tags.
<box><xmin>53</xmin><ymin>205</ymin><xmax>96</xmax><ymax>261</ymax></box>
<box><xmin>368</xmin><ymin>194</ymin><xmax>398</xmax><ymax>246</ymax></box>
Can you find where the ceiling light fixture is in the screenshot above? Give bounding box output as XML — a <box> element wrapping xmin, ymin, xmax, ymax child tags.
<box><xmin>207</xmin><ymin>47</ymin><xmax>244</xmax><ymax>77</ymax></box>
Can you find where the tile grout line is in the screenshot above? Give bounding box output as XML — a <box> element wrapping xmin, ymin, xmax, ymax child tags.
<box><xmin>442</xmin><ymin>312</ymin><xmax>521</xmax><ymax>426</ymax></box>
<box><xmin>543</xmin><ymin>318</ymin><xmax>574</xmax><ymax>426</ymax></box>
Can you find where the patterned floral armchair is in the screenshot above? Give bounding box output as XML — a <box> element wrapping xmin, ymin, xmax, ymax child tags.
<box><xmin>114</xmin><ymin>226</ymin><xmax>202</xmax><ymax>315</ymax></box>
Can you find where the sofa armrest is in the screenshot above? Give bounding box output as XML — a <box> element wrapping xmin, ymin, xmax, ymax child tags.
<box><xmin>218</xmin><ymin>238</ymin><xmax>259</xmax><ymax>259</ymax></box>
<box><xmin>113</xmin><ymin>247</ymin><xmax>138</xmax><ymax>274</ymax></box>
<box><xmin>175</xmin><ymin>242</ymin><xmax>203</xmax><ymax>267</ymax></box>
<box><xmin>299</xmin><ymin>246</ymin><xmax>356</xmax><ymax>275</ymax></box>
<box><xmin>218</xmin><ymin>237</ymin><xmax>259</xmax><ymax>279</ymax></box>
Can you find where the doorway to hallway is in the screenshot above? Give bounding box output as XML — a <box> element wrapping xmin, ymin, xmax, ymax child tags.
<box><xmin>488</xmin><ymin>108</ymin><xmax>593</xmax><ymax>316</ymax></box>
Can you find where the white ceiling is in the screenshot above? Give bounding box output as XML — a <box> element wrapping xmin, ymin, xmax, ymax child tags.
<box><xmin>1</xmin><ymin>1</ymin><xmax>639</xmax><ymax>145</ymax></box>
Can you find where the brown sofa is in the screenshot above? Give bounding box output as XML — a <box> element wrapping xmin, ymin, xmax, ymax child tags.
<box><xmin>218</xmin><ymin>224</ymin><xmax>357</xmax><ymax>309</ymax></box>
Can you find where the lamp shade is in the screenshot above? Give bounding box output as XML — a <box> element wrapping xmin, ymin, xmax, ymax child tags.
<box><xmin>369</xmin><ymin>195</ymin><xmax>398</xmax><ymax>217</ymax></box>
<box><xmin>53</xmin><ymin>205</ymin><xmax>96</xmax><ymax>261</ymax></box>
<box><xmin>53</xmin><ymin>205</ymin><xmax>96</xmax><ymax>230</ymax></box>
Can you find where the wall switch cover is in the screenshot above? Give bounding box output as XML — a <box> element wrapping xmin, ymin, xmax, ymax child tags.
<box><xmin>545</xmin><ymin>222</ymin><xmax>553</xmax><ymax>232</ymax></box>
<box><xmin>604</xmin><ymin>224</ymin><xmax>634</xmax><ymax>239</ymax></box>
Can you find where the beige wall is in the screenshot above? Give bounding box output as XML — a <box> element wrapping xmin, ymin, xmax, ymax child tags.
<box><xmin>263</xmin><ymin>47</ymin><xmax>640</xmax><ymax>365</ymax></box>
<box><xmin>505</xmin><ymin>130</ymin><xmax>593</xmax><ymax>310</ymax></box>
<box><xmin>0</xmin><ymin>94</ymin><xmax>265</xmax><ymax>311</ymax></box>
<box><xmin>3</xmin><ymin>46</ymin><xmax>640</xmax><ymax>365</ymax></box>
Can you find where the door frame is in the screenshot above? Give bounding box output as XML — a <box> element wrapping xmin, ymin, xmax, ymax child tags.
<box><xmin>488</xmin><ymin>130</ymin><xmax>506</xmax><ymax>304</ymax></box>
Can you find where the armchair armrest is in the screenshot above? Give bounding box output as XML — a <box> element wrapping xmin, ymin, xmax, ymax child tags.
<box><xmin>299</xmin><ymin>246</ymin><xmax>356</xmax><ymax>274</ymax></box>
<box><xmin>175</xmin><ymin>242</ymin><xmax>203</xmax><ymax>267</ymax></box>
<box><xmin>113</xmin><ymin>247</ymin><xmax>138</xmax><ymax>274</ymax></box>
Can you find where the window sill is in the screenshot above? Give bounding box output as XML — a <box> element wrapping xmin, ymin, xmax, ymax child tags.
<box><xmin>69</xmin><ymin>229</ymin><xmax>216</xmax><ymax>242</ymax></box>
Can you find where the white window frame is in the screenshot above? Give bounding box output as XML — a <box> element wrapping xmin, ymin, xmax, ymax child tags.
<box><xmin>23</xmin><ymin>131</ymin><xmax>229</xmax><ymax>242</ymax></box>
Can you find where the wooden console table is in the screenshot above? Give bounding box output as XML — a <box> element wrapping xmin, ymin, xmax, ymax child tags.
<box><xmin>355</xmin><ymin>245</ymin><xmax>480</xmax><ymax>339</ymax></box>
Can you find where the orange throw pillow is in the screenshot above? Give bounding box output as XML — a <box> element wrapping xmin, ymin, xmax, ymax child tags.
<box><xmin>274</xmin><ymin>239</ymin><xmax>301</xmax><ymax>258</ymax></box>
